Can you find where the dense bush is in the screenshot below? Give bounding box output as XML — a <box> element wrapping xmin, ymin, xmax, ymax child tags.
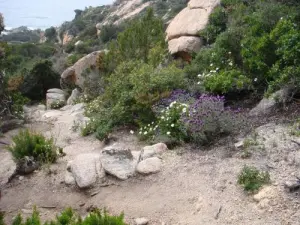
<box><xmin>187</xmin><ymin>0</ymin><xmax>300</xmax><ymax>96</ymax></box>
<box><xmin>0</xmin><ymin>208</ymin><xmax>128</xmax><ymax>225</ymax></box>
<box><xmin>7</xmin><ymin>129</ymin><xmax>58</xmax><ymax>164</ymax></box>
<box><xmin>238</xmin><ymin>166</ymin><xmax>270</xmax><ymax>192</ymax></box>
<box><xmin>20</xmin><ymin>60</ymin><xmax>60</xmax><ymax>100</ymax></box>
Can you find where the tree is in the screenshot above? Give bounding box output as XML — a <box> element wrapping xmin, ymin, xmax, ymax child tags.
<box><xmin>0</xmin><ymin>13</ymin><xmax>4</xmax><ymax>34</ymax></box>
<box><xmin>45</xmin><ymin>26</ymin><xmax>57</xmax><ymax>41</ymax></box>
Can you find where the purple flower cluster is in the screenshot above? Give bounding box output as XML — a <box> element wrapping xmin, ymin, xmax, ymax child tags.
<box><xmin>181</xmin><ymin>94</ymin><xmax>243</xmax><ymax>144</ymax></box>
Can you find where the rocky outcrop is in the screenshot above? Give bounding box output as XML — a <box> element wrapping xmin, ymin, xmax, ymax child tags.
<box><xmin>61</xmin><ymin>51</ymin><xmax>102</xmax><ymax>90</ymax></box>
<box><xmin>166</xmin><ymin>0</ymin><xmax>220</xmax><ymax>57</ymax></box>
<box><xmin>62</xmin><ymin>31</ymin><xmax>74</xmax><ymax>45</ymax></box>
<box><xmin>46</xmin><ymin>88</ymin><xmax>66</xmax><ymax>109</ymax></box>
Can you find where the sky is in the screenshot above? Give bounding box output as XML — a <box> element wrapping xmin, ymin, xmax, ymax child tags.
<box><xmin>0</xmin><ymin>0</ymin><xmax>113</xmax><ymax>30</ymax></box>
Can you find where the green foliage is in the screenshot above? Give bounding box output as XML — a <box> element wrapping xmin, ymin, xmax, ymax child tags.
<box><xmin>5</xmin><ymin>208</ymin><xmax>127</xmax><ymax>225</ymax></box>
<box><xmin>238</xmin><ymin>166</ymin><xmax>270</xmax><ymax>192</ymax></box>
<box><xmin>10</xmin><ymin>92</ymin><xmax>30</xmax><ymax>117</ymax></box>
<box><xmin>203</xmin><ymin>69</ymin><xmax>252</xmax><ymax>94</ymax></box>
<box><xmin>188</xmin><ymin>0</ymin><xmax>300</xmax><ymax>96</ymax></box>
<box><xmin>100</xmin><ymin>24</ymin><xmax>120</xmax><ymax>43</ymax></box>
<box><xmin>44</xmin><ymin>27</ymin><xmax>57</xmax><ymax>42</ymax></box>
<box><xmin>101</xmin><ymin>8</ymin><xmax>166</xmax><ymax>74</ymax></box>
<box><xmin>200</xmin><ymin>6</ymin><xmax>228</xmax><ymax>44</ymax></box>
<box><xmin>20</xmin><ymin>60</ymin><xmax>60</xmax><ymax>100</ymax></box>
<box><xmin>85</xmin><ymin>61</ymin><xmax>185</xmax><ymax>140</ymax></box>
<box><xmin>7</xmin><ymin>129</ymin><xmax>58</xmax><ymax>164</ymax></box>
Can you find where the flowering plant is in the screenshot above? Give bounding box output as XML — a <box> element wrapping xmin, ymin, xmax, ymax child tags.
<box><xmin>181</xmin><ymin>94</ymin><xmax>244</xmax><ymax>144</ymax></box>
<box><xmin>139</xmin><ymin>101</ymin><xmax>189</xmax><ymax>141</ymax></box>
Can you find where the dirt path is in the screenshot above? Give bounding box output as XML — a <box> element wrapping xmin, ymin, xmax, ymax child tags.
<box><xmin>1</xmin><ymin>106</ymin><xmax>300</xmax><ymax>225</ymax></box>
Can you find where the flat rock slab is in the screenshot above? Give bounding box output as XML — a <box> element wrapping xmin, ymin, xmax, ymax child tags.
<box><xmin>70</xmin><ymin>153</ymin><xmax>105</xmax><ymax>188</ymax></box>
<box><xmin>0</xmin><ymin>151</ymin><xmax>16</xmax><ymax>185</ymax></box>
<box><xmin>101</xmin><ymin>147</ymin><xmax>140</xmax><ymax>180</ymax></box>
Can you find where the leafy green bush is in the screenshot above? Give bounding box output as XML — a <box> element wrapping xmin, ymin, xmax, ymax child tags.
<box><xmin>1</xmin><ymin>207</ymin><xmax>128</xmax><ymax>225</ymax></box>
<box><xmin>188</xmin><ymin>0</ymin><xmax>300</xmax><ymax>96</ymax></box>
<box><xmin>7</xmin><ymin>129</ymin><xmax>58</xmax><ymax>164</ymax></box>
<box><xmin>238</xmin><ymin>166</ymin><xmax>270</xmax><ymax>192</ymax></box>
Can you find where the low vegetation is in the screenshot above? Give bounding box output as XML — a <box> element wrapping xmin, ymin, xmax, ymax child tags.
<box><xmin>238</xmin><ymin>166</ymin><xmax>271</xmax><ymax>192</ymax></box>
<box><xmin>0</xmin><ymin>208</ymin><xmax>128</xmax><ymax>225</ymax></box>
<box><xmin>7</xmin><ymin>129</ymin><xmax>59</xmax><ymax>165</ymax></box>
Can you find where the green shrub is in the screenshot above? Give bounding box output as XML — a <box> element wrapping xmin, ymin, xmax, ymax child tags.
<box><xmin>238</xmin><ymin>166</ymin><xmax>270</xmax><ymax>192</ymax></box>
<box><xmin>10</xmin><ymin>92</ymin><xmax>30</xmax><ymax>117</ymax></box>
<box><xmin>7</xmin><ymin>129</ymin><xmax>58</xmax><ymax>164</ymax></box>
<box><xmin>200</xmin><ymin>6</ymin><xmax>228</xmax><ymax>44</ymax></box>
<box><xmin>139</xmin><ymin>101</ymin><xmax>189</xmax><ymax>141</ymax></box>
<box><xmin>20</xmin><ymin>60</ymin><xmax>60</xmax><ymax>100</ymax></box>
<box><xmin>3</xmin><ymin>207</ymin><xmax>128</xmax><ymax>225</ymax></box>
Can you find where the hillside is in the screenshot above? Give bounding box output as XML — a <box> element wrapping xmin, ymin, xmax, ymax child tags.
<box><xmin>1</xmin><ymin>0</ymin><xmax>300</xmax><ymax>224</ymax></box>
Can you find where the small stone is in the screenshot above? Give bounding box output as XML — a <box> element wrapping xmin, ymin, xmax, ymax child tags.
<box><xmin>136</xmin><ymin>157</ymin><xmax>162</xmax><ymax>175</ymax></box>
<box><xmin>19</xmin><ymin>176</ymin><xmax>24</xmax><ymax>181</ymax></box>
<box><xmin>64</xmin><ymin>171</ymin><xmax>76</xmax><ymax>185</ymax></box>
<box><xmin>142</xmin><ymin>143</ymin><xmax>168</xmax><ymax>160</ymax></box>
<box><xmin>234</xmin><ymin>140</ymin><xmax>244</xmax><ymax>149</ymax></box>
<box><xmin>135</xmin><ymin>217</ymin><xmax>149</xmax><ymax>225</ymax></box>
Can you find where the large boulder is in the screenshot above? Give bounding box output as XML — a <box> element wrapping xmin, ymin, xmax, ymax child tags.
<box><xmin>101</xmin><ymin>144</ymin><xmax>141</xmax><ymax>180</ymax></box>
<box><xmin>188</xmin><ymin>0</ymin><xmax>220</xmax><ymax>9</ymax></box>
<box><xmin>166</xmin><ymin>8</ymin><xmax>211</xmax><ymax>41</ymax></box>
<box><xmin>168</xmin><ymin>36</ymin><xmax>203</xmax><ymax>55</ymax></box>
<box><xmin>166</xmin><ymin>0</ymin><xmax>220</xmax><ymax>56</ymax></box>
<box><xmin>60</xmin><ymin>51</ymin><xmax>102</xmax><ymax>90</ymax></box>
<box><xmin>46</xmin><ymin>88</ymin><xmax>66</xmax><ymax>109</ymax></box>
<box><xmin>62</xmin><ymin>32</ymin><xmax>74</xmax><ymax>46</ymax></box>
<box><xmin>69</xmin><ymin>154</ymin><xmax>105</xmax><ymax>188</ymax></box>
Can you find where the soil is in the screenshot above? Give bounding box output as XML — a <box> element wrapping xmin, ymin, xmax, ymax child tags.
<box><xmin>1</xmin><ymin>105</ymin><xmax>300</xmax><ymax>225</ymax></box>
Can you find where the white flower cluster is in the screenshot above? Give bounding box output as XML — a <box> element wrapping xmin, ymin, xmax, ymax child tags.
<box><xmin>138</xmin><ymin>101</ymin><xmax>189</xmax><ymax>138</ymax></box>
<box><xmin>197</xmin><ymin>54</ymin><xmax>234</xmax><ymax>85</ymax></box>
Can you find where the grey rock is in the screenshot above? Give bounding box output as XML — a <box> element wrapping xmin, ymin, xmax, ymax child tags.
<box><xmin>47</xmin><ymin>88</ymin><xmax>66</xmax><ymax>95</ymax></box>
<box><xmin>46</xmin><ymin>89</ymin><xmax>66</xmax><ymax>109</ymax></box>
<box><xmin>249</xmin><ymin>87</ymin><xmax>294</xmax><ymax>116</ymax></box>
<box><xmin>17</xmin><ymin>156</ymin><xmax>39</xmax><ymax>174</ymax></box>
<box><xmin>67</xmin><ymin>88</ymin><xmax>82</xmax><ymax>105</ymax></box>
<box><xmin>0</xmin><ymin>151</ymin><xmax>16</xmax><ymax>185</ymax></box>
<box><xmin>70</xmin><ymin>154</ymin><xmax>105</xmax><ymax>188</ymax></box>
<box><xmin>101</xmin><ymin>146</ymin><xmax>139</xmax><ymax>180</ymax></box>
<box><xmin>136</xmin><ymin>157</ymin><xmax>162</xmax><ymax>175</ymax></box>
<box><xmin>0</xmin><ymin>119</ymin><xmax>24</xmax><ymax>133</ymax></box>
<box><xmin>135</xmin><ymin>217</ymin><xmax>149</xmax><ymax>225</ymax></box>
